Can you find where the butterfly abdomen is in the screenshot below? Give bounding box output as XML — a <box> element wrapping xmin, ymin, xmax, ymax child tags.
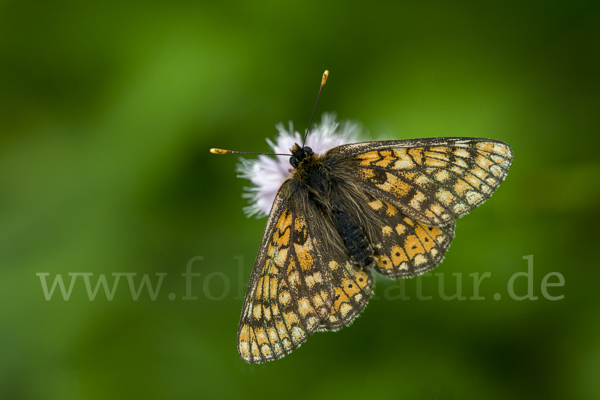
<box><xmin>328</xmin><ymin>205</ymin><xmax>375</xmax><ymax>267</ymax></box>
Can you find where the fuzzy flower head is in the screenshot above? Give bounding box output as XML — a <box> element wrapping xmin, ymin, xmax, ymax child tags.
<box><xmin>237</xmin><ymin>113</ymin><xmax>364</xmax><ymax>218</ymax></box>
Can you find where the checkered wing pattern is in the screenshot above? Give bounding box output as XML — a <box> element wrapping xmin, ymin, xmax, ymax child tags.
<box><xmin>364</xmin><ymin>193</ymin><xmax>455</xmax><ymax>278</ymax></box>
<box><xmin>333</xmin><ymin>137</ymin><xmax>513</xmax><ymax>227</ymax></box>
<box><xmin>238</xmin><ymin>183</ymin><xmax>373</xmax><ymax>363</ymax></box>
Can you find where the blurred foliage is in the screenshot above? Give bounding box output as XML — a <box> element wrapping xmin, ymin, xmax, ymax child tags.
<box><xmin>1</xmin><ymin>0</ymin><xmax>599</xmax><ymax>399</ymax></box>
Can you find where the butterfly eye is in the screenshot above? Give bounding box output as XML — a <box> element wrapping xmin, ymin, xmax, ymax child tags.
<box><xmin>304</xmin><ymin>147</ymin><xmax>314</xmax><ymax>157</ymax></box>
<box><xmin>289</xmin><ymin>155</ymin><xmax>299</xmax><ymax>168</ymax></box>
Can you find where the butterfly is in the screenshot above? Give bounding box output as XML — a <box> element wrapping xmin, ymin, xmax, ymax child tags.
<box><xmin>211</xmin><ymin>71</ymin><xmax>513</xmax><ymax>363</ymax></box>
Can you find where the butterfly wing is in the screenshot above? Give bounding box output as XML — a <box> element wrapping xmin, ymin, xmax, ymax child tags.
<box><xmin>362</xmin><ymin>193</ymin><xmax>455</xmax><ymax>278</ymax></box>
<box><xmin>331</xmin><ymin>137</ymin><xmax>513</xmax><ymax>227</ymax></box>
<box><xmin>238</xmin><ymin>182</ymin><xmax>373</xmax><ymax>363</ymax></box>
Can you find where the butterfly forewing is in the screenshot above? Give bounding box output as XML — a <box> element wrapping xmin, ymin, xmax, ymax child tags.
<box><xmin>332</xmin><ymin>138</ymin><xmax>513</xmax><ymax>227</ymax></box>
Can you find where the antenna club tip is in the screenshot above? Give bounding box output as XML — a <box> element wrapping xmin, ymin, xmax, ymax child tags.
<box><xmin>210</xmin><ymin>148</ymin><xmax>229</xmax><ymax>154</ymax></box>
<box><xmin>321</xmin><ymin>70</ymin><xmax>329</xmax><ymax>85</ymax></box>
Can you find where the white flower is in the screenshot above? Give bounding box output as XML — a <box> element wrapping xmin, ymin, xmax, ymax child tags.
<box><xmin>236</xmin><ymin>113</ymin><xmax>364</xmax><ymax>218</ymax></box>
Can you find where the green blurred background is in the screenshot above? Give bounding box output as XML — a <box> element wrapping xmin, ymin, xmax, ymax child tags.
<box><xmin>1</xmin><ymin>1</ymin><xmax>599</xmax><ymax>399</ymax></box>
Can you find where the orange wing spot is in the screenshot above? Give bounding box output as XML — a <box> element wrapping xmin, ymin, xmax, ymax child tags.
<box><xmin>425</xmin><ymin>158</ymin><xmax>448</xmax><ymax>168</ymax></box>
<box><xmin>294</xmin><ymin>217</ymin><xmax>307</xmax><ymax>233</ymax></box>
<box><xmin>298</xmin><ymin>297</ymin><xmax>312</xmax><ymax>317</ymax></box>
<box><xmin>368</xmin><ymin>199</ymin><xmax>384</xmax><ymax>210</ymax></box>
<box><xmin>395</xmin><ymin>223</ymin><xmax>406</xmax><ymax>235</ymax></box>
<box><xmin>255</xmin><ymin>327</ymin><xmax>268</xmax><ymax>345</ymax></box>
<box><xmin>424</xmin><ymin>225</ymin><xmax>444</xmax><ymax>240</ymax></box>
<box><xmin>276</xmin><ymin>227</ymin><xmax>291</xmax><ymax>247</ymax></box>
<box><xmin>390</xmin><ymin>245</ymin><xmax>409</xmax><ymax>265</ymax></box>
<box><xmin>375</xmin><ymin>153</ymin><xmax>396</xmax><ymax>168</ymax></box>
<box><xmin>261</xmin><ymin>344</ymin><xmax>272</xmax><ymax>357</ymax></box>
<box><xmin>465</xmin><ymin>174</ymin><xmax>481</xmax><ymax>188</ymax></box>
<box><xmin>392</xmin><ymin>150</ymin><xmax>415</xmax><ymax>169</ymax></box>
<box><xmin>425</xmin><ymin>151</ymin><xmax>450</xmax><ymax>162</ymax></box>
<box><xmin>269</xmin><ymin>277</ymin><xmax>278</xmax><ymax>298</ymax></box>
<box><xmin>473</xmin><ymin>166</ymin><xmax>488</xmax><ymax>180</ymax></box>
<box><xmin>239</xmin><ymin>324</ymin><xmax>249</xmax><ymax>342</ymax></box>
<box><xmin>284</xmin><ymin>311</ymin><xmax>299</xmax><ymax>325</ymax></box>
<box><xmin>454</xmin><ymin>179</ymin><xmax>471</xmax><ymax>195</ymax></box>
<box><xmin>455</xmin><ymin>158</ymin><xmax>468</xmax><ymax>168</ymax></box>
<box><xmin>360</xmin><ymin>168</ymin><xmax>375</xmax><ymax>179</ymax></box>
<box><xmin>251</xmin><ymin>341</ymin><xmax>260</xmax><ymax>358</ymax></box>
<box><xmin>256</xmin><ymin>277</ymin><xmax>264</xmax><ymax>298</ymax></box>
<box><xmin>450</xmin><ymin>165</ymin><xmax>464</xmax><ymax>175</ymax></box>
<box><xmin>476</xmin><ymin>142</ymin><xmax>495</xmax><ymax>152</ymax></box>
<box><xmin>409</xmin><ymin>190</ymin><xmax>426</xmax><ymax>210</ymax></box>
<box><xmin>291</xmin><ymin>326</ymin><xmax>305</xmax><ymax>343</ymax></box>
<box><xmin>405</xmin><ymin>234</ymin><xmax>425</xmax><ymax>259</ymax></box>
<box><xmin>319</xmin><ymin>289</ymin><xmax>330</xmax><ymax>305</ymax></box>
<box><xmin>342</xmin><ymin>278</ymin><xmax>361</xmax><ymax>296</ymax></box>
<box><xmin>376</xmin><ymin>172</ymin><xmax>412</xmax><ymax>197</ymax></box>
<box><xmin>414</xmin><ymin>254</ymin><xmax>427</xmax><ymax>266</ymax></box>
<box><xmin>356</xmin><ymin>152</ymin><xmax>379</xmax><ymax>166</ymax></box>
<box><xmin>454</xmin><ymin>203</ymin><xmax>467</xmax><ymax>213</ymax></box>
<box><xmin>436</xmin><ymin>189</ymin><xmax>455</xmax><ymax>205</ymax></box>
<box><xmin>305</xmin><ymin>274</ymin><xmax>316</xmax><ymax>288</ymax></box>
<box><xmin>294</xmin><ymin>243</ymin><xmax>315</xmax><ymax>271</ymax></box>
<box><xmin>494</xmin><ymin>143</ymin><xmax>510</xmax><ymax>155</ymax></box>
<box><xmin>328</xmin><ymin>261</ymin><xmax>340</xmax><ymax>270</ymax></box>
<box><xmin>491</xmin><ymin>154</ymin><xmax>509</xmax><ymax>166</ymax></box>
<box><xmin>386</xmin><ymin>203</ymin><xmax>398</xmax><ymax>216</ymax></box>
<box><xmin>239</xmin><ymin>343</ymin><xmax>249</xmax><ymax>359</ymax></box>
<box><xmin>333</xmin><ymin>287</ymin><xmax>350</xmax><ymax>309</ymax></box>
<box><xmin>279</xmin><ymin>291</ymin><xmax>291</xmax><ymax>305</ymax></box>
<box><xmin>435</xmin><ymin>170</ymin><xmax>450</xmax><ymax>182</ymax></box>
<box><xmin>356</xmin><ymin>270</ymin><xmax>370</xmax><ymax>289</ymax></box>
<box><xmin>403</xmin><ymin>217</ymin><xmax>415</xmax><ymax>227</ymax></box>
<box><xmin>408</xmin><ymin>148</ymin><xmax>423</xmax><ymax>164</ymax></box>
<box><xmin>378</xmin><ymin>255</ymin><xmax>393</xmax><ymax>270</ymax></box>
<box><xmin>466</xmin><ymin>191</ymin><xmax>484</xmax><ymax>205</ymax></box>
<box><xmin>276</xmin><ymin>321</ymin><xmax>288</xmax><ymax>338</ymax></box>
<box><xmin>312</xmin><ymin>292</ymin><xmax>325</xmax><ymax>308</ymax></box>
<box><xmin>306</xmin><ymin>316</ymin><xmax>319</xmax><ymax>330</ymax></box>
<box><xmin>339</xmin><ymin>303</ymin><xmax>353</xmax><ymax>318</ymax></box>
<box><xmin>415</xmin><ymin>174</ymin><xmax>431</xmax><ymax>186</ymax></box>
<box><xmin>490</xmin><ymin>165</ymin><xmax>503</xmax><ymax>177</ymax></box>
<box><xmin>477</xmin><ymin>155</ymin><xmax>493</xmax><ymax>170</ymax></box>
<box><xmin>272</xmin><ymin>303</ymin><xmax>280</xmax><ymax>316</ymax></box>
<box><xmin>415</xmin><ymin>225</ymin><xmax>435</xmax><ymax>251</ymax></box>
<box><xmin>424</xmin><ymin>209</ymin><xmax>436</xmax><ymax>220</ymax></box>
<box><xmin>430</xmin><ymin>203</ymin><xmax>444</xmax><ymax>216</ymax></box>
<box><xmin>314</xmin><ymin>272</ymin><xmax>323</xmax><ymax>283</ymax></box>
<box><xmin>280</xmin><ymin>209</ymin><xmax>292</xmax><ymax>228</ymax></box>
<box><xmin>253</xmin><ymin>304</ymin><xmax>262</xmax><ymax>320</ymax></box>
<box><xmin>288</xmin><ymin>269</ymin><xmax>300</xmax><ymax>286</ymax></box>
<box><xmin>382</xmin><ymin>226</ymin><xmax>393</xmax><ymax>236</ymax></box>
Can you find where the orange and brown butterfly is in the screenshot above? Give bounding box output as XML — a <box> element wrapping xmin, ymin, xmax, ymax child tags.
<box><xmin>210</xmin><ymin>70</ymin><xmax>513</xmax><ymax>363</ymax></box>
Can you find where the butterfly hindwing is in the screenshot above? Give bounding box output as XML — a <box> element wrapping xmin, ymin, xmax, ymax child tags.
<box><xmin>331</xmin><ymin>137</ymin><xmax>513</xmax><ymax>227</ymax></box>
<box><xmin>363</xmin><ymin>194</ymin><xmax>455</xmax><ymax>278</ymax></box>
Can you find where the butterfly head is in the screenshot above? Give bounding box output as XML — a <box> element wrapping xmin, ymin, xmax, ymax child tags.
<box><xmin>289</xmin><ymin>144</ymin><xmax>315</xmax><ymax>168</ymax></box>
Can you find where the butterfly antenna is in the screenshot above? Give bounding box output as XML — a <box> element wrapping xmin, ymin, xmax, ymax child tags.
<box><xmin>302</xmin><ymin>70</ymin><xmax>329</xmax><ymax>148</ymax></box>
<box><xmin>210</xmin><ymin>148</ymin><xmax>291</xmax><ymax>156</ymax></box>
